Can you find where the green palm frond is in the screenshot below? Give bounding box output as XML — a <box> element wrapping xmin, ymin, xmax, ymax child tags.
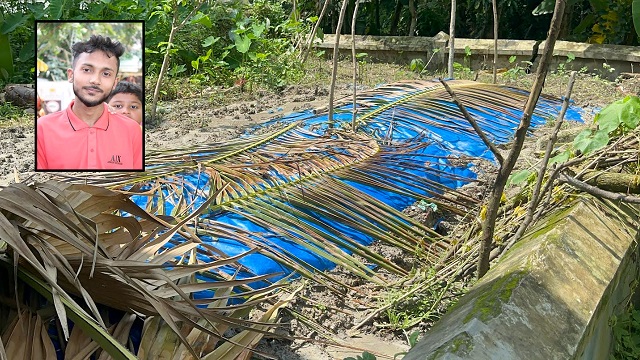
<box><xmin>1</xmin><ymin>80</ymin><xmax>574</xmax><ymax>358</ymax></box>
<box><xmin>44</xmin><ymin>80</ymin><xmax>570</xmax><ymax>290</ymax></box>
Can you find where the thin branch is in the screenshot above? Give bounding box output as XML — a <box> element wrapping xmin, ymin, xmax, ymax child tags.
<box><xmin>477</xmin><ymin>0</ymin><xmax>567</xmax><ymax>278</ymax></box>
<box><xmin>559</xmin><ymin>173</ymin><xmax>640</xmax><ymax>204</ymax></box>
<box><xmin>492</xmin><ymin>0</ymin><xmax>498</xmax><ymax>83</ymax></box>
<box><xmin>438</xmin><ymin>78</ymin><xmax>504</xmax><ymax>165</ymax></box>
<box><xmin>503</xmin><ymin>71</ymin><xmax>576</xmax><ymax>252</ymax></box>
<box><xmin>351</xmin><ymin>0</ymin><xmax>361</xmax><ymax>131</ymax></box>
<box><xmin>447</xmin><ymin>0</ymin><xmax>456</xmax><ymax>79</ymax></box>
<box><xmin>328</xmin><ymin>0</ymin><xmax>349</xmax><ymax>127</ymax></box>
<box><xmin>301</xmin><ymin>0</ymin><xmax>331</xmax><ymax>64</ymax></box>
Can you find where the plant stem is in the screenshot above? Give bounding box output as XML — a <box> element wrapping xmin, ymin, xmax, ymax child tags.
<box><xmin>448</xmin><ymin>0</ymin><xmax>456</xmax><ymax>79</ymax></box>
<box><xmin>492</xmin><ymin>0</ymin><xmax>498</xmax><ymax>83</ymax></box>
<box><xmin>559</xmin><ymin>173</ymin><xmax>640</xmax><ymax>204</ymax></box>
<box><xmin>503</xmin><ymin>70</ymin><xmax>576</xmax><ymax>253</ymax></box>
<box><xmin>438</xmin><ymin>78</ymin><xmax>504</xmax><ymax>165</ymax></box>
<box><xmin>477</xmin><ymin>0</ymin><xmax>567</xmax><ymax>279</ymax></box>
<box><xmin>328</xmin><ymin>0</ymin><xmax>349</xmax><ymax>127</ymax></box>
<box><xmin>301</xmin><ymin>0</ymin><xmax>331</xmax><ymax>64</ymax></box>
<box><xmin>351</xmin><ymin>0</ymin><xmax>360</xmax><ymax>131</ymax></box>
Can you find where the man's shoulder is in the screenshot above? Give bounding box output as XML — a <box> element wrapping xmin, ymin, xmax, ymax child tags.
<box><xmin>37</xmin><ymin>110</ymin><xmax>66</xmax><ymax>128</ymax></box>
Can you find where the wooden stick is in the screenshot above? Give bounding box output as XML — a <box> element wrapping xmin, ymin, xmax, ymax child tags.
<box><xmin>559</xmin><ymin>173</ymin><xmax>640</xmax><ymax>204</ymax></box>
<box><xmin>438</xmin><ymin>78</ymin><xmax>504</xmax><ymax>165</ymax></box>
<box><xmin>503</xmin><ymin>71</ymin><xmax>577</xmax><ymax>253</ymax></box>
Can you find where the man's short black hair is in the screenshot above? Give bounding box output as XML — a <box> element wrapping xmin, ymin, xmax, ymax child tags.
<box><xmin>72</xmin><ymin>35</ymin><xmax>125</xmax><ymax>73</ymax></box>
<box><xmin>107</xmin><ymin>81</ymin><xmax>142</xmax><ymax>103</ymax></box>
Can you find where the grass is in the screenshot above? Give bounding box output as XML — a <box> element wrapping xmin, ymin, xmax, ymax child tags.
<box><xmin>0</xmin><ymin>102</ymin><xmax>31</xmax><ymax>127</ymax></box>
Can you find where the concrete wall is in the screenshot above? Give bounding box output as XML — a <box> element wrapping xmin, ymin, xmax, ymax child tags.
<box><xmin>317</xmin><ymin>33</ymin><xmax>640</xmax><ymax>79</ymax></box>
<box><xmin>402</xmin><ymin>198</ymin><xmax>640</xmax><ymax>359</ymax></box>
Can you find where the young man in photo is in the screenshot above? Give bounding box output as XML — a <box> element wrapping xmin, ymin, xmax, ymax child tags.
<box><xmin>36</xmin><ymin>34</ymin><xmax>143</xmax><ymax>170</ymax></box>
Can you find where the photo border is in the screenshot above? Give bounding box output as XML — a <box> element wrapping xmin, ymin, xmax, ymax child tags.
<box><xmin>34</xmin><ymin>19</ymin><xmax>146</xmax><ymax>172</ymax></box>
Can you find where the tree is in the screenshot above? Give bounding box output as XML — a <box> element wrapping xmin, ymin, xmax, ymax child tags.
<box><xmin>477</xmin><ymin>0</ymin><xmax>567</xmax><ymax>278</ymax></box>
<box><xmin>492</xmin><ymin>0</ymin><xmax>498</xmax><ymax>83</ymax></box>
<box><xmin>148</xmin><ymin>0</ymin><xmax>207</xmax><ymax>124</ymax></box>
<box><xmin>328</xmin><ymin>0</ymin><xmax>349</xmax><ymax>126</ymax></box>
<box><xmin>408</xmin><ymin>0</ymin><xmax>417</xmax><ymax>36</ymax></box>
<box><xmin>448</xmin><ymin>0</ymin><xmax>456</xmax><ymax>79</ymax></box>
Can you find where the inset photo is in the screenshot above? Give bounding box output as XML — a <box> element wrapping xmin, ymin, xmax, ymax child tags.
<box><xmin>35</xmin><ymin>21</ymin><xmax>144</xmax><ymax>171</ymax></box>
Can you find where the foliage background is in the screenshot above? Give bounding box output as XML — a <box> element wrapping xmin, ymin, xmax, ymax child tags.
<box><xmin>1</xmin><ymin>0</ymin><xmax>639</xmax><ymax>93</ymax></box>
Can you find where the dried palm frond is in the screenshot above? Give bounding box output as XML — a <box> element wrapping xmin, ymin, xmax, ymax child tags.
<box><xmin>0</xmin><ymin>181</ymin><xmax>286</xmax><ymax>359</ymax></box>
<box><xmin>1</xmin><ymin>80</ymin><xmax>576</xmax><ymax>358</ymax></box>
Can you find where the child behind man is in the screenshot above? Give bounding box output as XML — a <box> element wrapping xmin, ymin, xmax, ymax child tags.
<box><xmin>107</xmin><ymin>81</ymin><xmax>143</xmax><ymax>125</ymax></box>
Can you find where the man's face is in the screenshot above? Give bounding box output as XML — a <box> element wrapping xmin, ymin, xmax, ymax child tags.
<box><xmin>108</xmin><ymin>93</ymin><xmax>143</xmax><ymax>124</ymax></box>
<box><xmin>67</xmin><ymin>50</ymin><xmax>118</xmax><ymax>107</ymax></box>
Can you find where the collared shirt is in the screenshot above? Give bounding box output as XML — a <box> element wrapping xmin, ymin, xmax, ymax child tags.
<box><xmin>37</xmin><ymin>100</ymin><xmax>143</xmax><ymax>170</ymax></box>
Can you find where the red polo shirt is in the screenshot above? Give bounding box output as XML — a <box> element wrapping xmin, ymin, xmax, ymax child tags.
<box><xmin>37</xmin><ymin>101</ymin><xmax>143</xmax><ymax>170</ymax></box>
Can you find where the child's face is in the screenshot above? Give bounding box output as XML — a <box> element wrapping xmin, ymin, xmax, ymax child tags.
<box><xmin>108</xmin><ymin>93</ymin><xmax>143</xmax><ymax>124</ymax></box>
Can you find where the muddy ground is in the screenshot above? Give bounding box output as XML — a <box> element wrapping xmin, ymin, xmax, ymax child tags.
<box><xmin>1</xmin><ymin>60</ymin><xmax>639</xmax><ymax>359</ymax></box>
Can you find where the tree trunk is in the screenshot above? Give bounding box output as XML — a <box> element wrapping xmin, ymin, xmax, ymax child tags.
<box><xmin>447</xmin><ymin>0</ymin><xmax>456</xmax><ymax>78</ymax></box>
<box><xmin>580</xmin><ymin>169</ymin><xmax>640</xmax><ymax>194</ymax></box>
<box><xmin>390</xmin><ymin>0</ymin><xmax>402</xmax><ymax>36</ymax></box>
<box><xmin>374</xmin><ymin>0</ymin><xmax>381</xmax><ymax>35</ymax></box>
<box><xmin>352</xmin><ymin>0</ymin><xmax>361</xmax><ymax>131</ymax></box>
<box><xmin>149</xmin><ymin>0</ymin><xmax>204</xmax><ymax>124</ymax></box>
<box><xmin>477</xmin><ymin>0</ymin><xmax>567</xmax><ymax>278</ymax></box>
<box><xmin>302</xmin><ymin>0</ymin><xmax>331</xmax><ymax>64</ymax></box>
<box><xmin>149</xmin><ymin>7</ymin><xmax>179</xmax><ymax>124</ymax></box>
<box><xmin>328</xmin><ymin>0</ymin><xmax>349</xmax><ymax>126</ymax></box>
<box><xmin>492</xmin><ymin>0</ymin><xmax>498</xmax><ymax>83</ymax></box>
<box><xmin>408</xmin><ymin>0</ymin><xmax>417</xmax><ymax>36</ymax></box>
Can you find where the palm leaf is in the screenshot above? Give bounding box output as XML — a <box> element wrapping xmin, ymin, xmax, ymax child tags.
<box><xmin>47</xmin><ymin>80</ymin><xmax>575</xmax><ymax>291</ymax></box>
<box><xmin>1</xmin><ymin>80</ymin><xmax>576</xmax><ymax>357</ymax></box>
<box><xmin>0</xmin><ymin>180</ymin><xmax>285</xmax><ymax>358</ymax></box>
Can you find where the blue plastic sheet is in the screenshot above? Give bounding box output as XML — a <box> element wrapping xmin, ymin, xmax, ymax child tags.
<box><xmin>130</xmin><ymin>88</ymin><xmax>587</xmax><ymax>285</ymax></box>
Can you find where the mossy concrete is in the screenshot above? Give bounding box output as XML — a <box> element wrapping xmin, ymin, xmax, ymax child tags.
<box><xmin>318</xmin><ymin>33</ymin><xmax>640</xmax><ymax>79</ymax></box>
<box><xmin>403</xmin><ymin>198</ymin><xmax>640</xmax><ymax>360</ymax></box>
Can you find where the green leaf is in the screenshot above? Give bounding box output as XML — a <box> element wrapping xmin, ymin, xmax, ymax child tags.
<box><xmin>0</xmin><ymin>34</ymin><xmax>14</xmax><ymax>79</ymax></box>
<box><xmin>0</xmin><ymin>13</ymin><xmax>28</xmax><ymax>34</ymax></box>
<box><xmin>533</xmin><ymin>0</ymin><xmax>579</xmax><ymax>15</ymax></box>
<box><xmin>27</xmin><ymin>2</ymin><xmax>46</xmax><ymax>19</ymax></box>
<box><xmin>549</xmin><ymin>150</ymin><xmax>570</xmax><ymax>165</ymax></box>
<box><xmin>596</xmin><ymin>96</ymin><xmax>640</xmax><ymax>133</ymax></box>
<box><xmin>48</xmin><ymin>0</ymin><xmax>64</xmax><ymax>19</ymax></box>
<box><xmin>252</xmin><ymin>22</ymin><xmax>266</xmax><ymax>38</ymax></box>
<box><xmin>573</xmin><ymin>129</ymin><xmax>609</xmax><ymax>155</ymax></box>
<box><xmin>620</xmin><ymin>96</ymin><xmax>640</xmax><ymax>129</ymax></box>
<box><xmin>507</xmin><ymin>169</ymin><xmax>534</xmax><ymax>187</ymax></box>
<box><xmin>509</xmin><ymin>55</ymin><xmax>517</xmax><ymax>64</ymax></box>
<box><xmin>235</xmin><ymin>35</ymin><xmax>251</xmax><ymax>54</ymax></box>
<box><xmin>362</xmin><ymin>352</ymin><xmax>377</xmax><ymax>360</ymax></box>
<box><xmin>202</xmin><ymin>35</ymin><xmax>219</xmax><ymax>47</ymax></box>
<box><xmin>17</xmin><ymin>32</ymin><xmax>36</xmax><ymax>62</ymax></box>
<box><xmin>190</xmin><ymin>12</ymin><xmax>212</xmax><ymax>28</ymax></box>
<box><xmin>408</xmin><ymin>330</ymin><xmax>421</xmax><ymax>347</ymax></box>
